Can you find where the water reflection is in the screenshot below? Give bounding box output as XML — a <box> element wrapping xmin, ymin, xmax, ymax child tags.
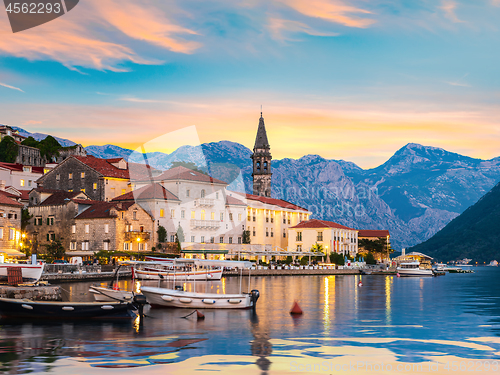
<box><xmin>250</xmin><ymin>311</ymin><xmax>272</xmax><ymax>374</ymax></box>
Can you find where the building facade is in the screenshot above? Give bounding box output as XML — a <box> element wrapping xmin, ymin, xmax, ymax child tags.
<box><xmin>0</xmin><ymin>162</ymin><xmax>45</xmax><ymax>191</ymax></box>
<box><xmin>288</xmin><ymin>219</ymin><xmax>359</xmax><ymax>257</ymax></box>
<box><xmin>0</xmin><ymin>191</ymin><xmax>23</xmax><ymax>258</ymax></box>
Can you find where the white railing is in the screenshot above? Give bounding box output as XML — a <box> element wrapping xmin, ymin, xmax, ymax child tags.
<box><xmin>190</xmin><ymin>219</ymin><xmax>220</xmax><ymax>229</ymax></box>
<box><xmin>194</xmin><ymin>198</ymin><xmax>215</xmax><ymax>207</ymax></box>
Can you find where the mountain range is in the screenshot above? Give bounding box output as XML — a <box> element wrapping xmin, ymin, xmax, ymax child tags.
<box><xmin>10</xmin><ymin>127</ymin><xmax>500</xmax><ymax>253</ymax></box>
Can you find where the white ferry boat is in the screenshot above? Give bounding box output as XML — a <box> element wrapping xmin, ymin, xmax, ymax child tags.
<box><xmin>397</xmin><ymin>261</ymin><xmax>434</xmax><ymax>276</ymax></box>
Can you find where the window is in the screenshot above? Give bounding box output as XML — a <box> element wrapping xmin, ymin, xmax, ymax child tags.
<box><xmin>186</xmin><ymin>189</ymin><xmax>190</xmax><ymax>197</ymax></box>
<box><xmin>28</xmin><ymin>180</ymin><xmax>32</xmax><ymax>187</ymax></box>
<box><xmin>68</xmin><ymin>189</ymin><xmax>73</xmax><ymax>192</ymax></box>
<box><xmin>82</xmin><ymin>241</ymin><xmax>90</xmax><ymax>250</ymax></box>
<box><xmin>9</xmin><ymin>228</ymin><xmax>14</xmax><ymax>240</ymax></box>
<box><xmin>103</xmin><ymin>241</ymin><xmax>109</xmax><ymax>251</ymax></box>
<box><xmin>271</xmin><ymin>217</ymin><xmax>274</xmax><ymax>223</ymax></box>
<box><xmin>124</xmin><ymin>242</ymin><xmax>129</xmax><ymax>251</ymax></box>
<box><xmin>93</xmin><ymin>183</ymin><xmax>97</xmax><ymax>190</ymax></box>
<box><xmin>133</xmin><ymin>211</ymin><xmax>137</xmax><ymax>220</ymax></box>
<box><xmin>37</xmin><ymin>217</ymin><xmax>42</xmax><ymax>226</ymax></box>
<box><xmin>191</xmin><ymin>211</ymin><xmax>195</xmax><ymax>219</ymax></box>
<box><xmin>56</xmin><ymin>174</ymin><xmax>60</xmax><ymax>181</ymax></box>
<box><xmin>121</xmin><ymin>189</ymin><xmax>126</xmax><ymax>195</ymax></box>
<box><xmin>104</xmin><ymin>224</ymin><xmax>109</xmax><ymax>234</ymax></box>
<box><xmin>296</xmin><ymin>232</ymin><xmax>302</xmax><ymax>241</ymax></box>
<box><xmin>201</xmin><ymin>236</ymin><xmax>205</xmax><ymax>243</ymax></box>
<box><xmin>238</xmin><ymin>214</ymin><xmax>242</xmax><ymax>221</ymax></box>
<box><xmin>253</xmin><ymin>228</ymin><xmax>256</xmax><ymax>236</ymax></box>
<box><xmin>201</xmin><ymin>210</ymin><xmax>205</xmax><ymax>220</ymax></box>
<box><xmin>50</xmin><ymin>233</ymin><xmax>55</xmax><ymax>241</ymax></box>
<box><xmin>317</xmin><ymin>232</ymin><xmax>323</xmax><ymax>241</ymax></box>
<box><xmin>170</xmin><ymin>235</ymin><xmax>175</xmax><ymax>242</ymax></box>
<box><xmin>181</xmin><ymin>210</ymin><xmax>185</xmax><ymax>219</ymax></box>
<box><xmin>81</xmin><ymin>188</ymin><xmax>85</xmax><ymax>193</ymax></box>
<box><xmin>210</xmin><ymin>237</ymin><xmax>214</xmax><ymax>243</ymax></box>
<box><xmin>85</xmin><ymin>224</ymin><xmax>90</xmax><ymax>234</ymax></box>
<box><xmin>72</xmin><ymin>224</ymin><xmax>76</xmax><ymax>233</ymax></box>
<box><xmin>288</xmin><ymin>217</ymin><xmax>291</xmax><ymax>224</ymax></box>
<box><xmin>81</xmin><ymin>172</ymin><xmax>85</xmax><ymax>178</ymax></box>
<box><xmin>211</xmin><ymin>212</ymin><xmax>215</xmax><ymax>220</ymax></box>
<box><xmin>201</xmin><ymin>189</ymin><xmax>205</xmax><ymax>198</ymax></box>
<box><xmin>253</xmin><ymin>215</ymin><xmax>256</xmax><ymax>222</ymax></box>
<box><xmin>46</xmin><ymin>233</ymin><xmax>50</xmax><ymax>241</ymax></box>
<box><xmin>216</xmin><ymin>192</ymin><xmax>219</xmax><ymax>199</ymax></box>
<box><xmin>69</xmin><ymin>173</ymin><xmax>73</xmax><ymax>179</ymax></box>
<box><xmin>238</xmin><ymin>237</ymin><xmax>242</xmax><ymax>244</ymax></box>
<box><xmin>219</xmin><ymin>236</ymin><xmax>224</xmax><ymax>243</ymax></box>
<box><xmin>47</xmin><ymin>217</ymin><xmax>54</xmax><ymax>225</ymax></box>
<box><xmin>191</xmin><ymin>236</ymin><xmax>195</xmax><ymax>242</ymax></box>
<box><xmin>266</xmin><ymin>229</ymin><xmax>269</xmax><ymax>237</ymax></box>
<box><xmin>283</xmin><ymin>230</ymin><xmax>286</xmax><ymax>238</ymax></box>
<box><xmin>229</xmin><ymin>213</ymin><xmax>233</xmax><ymax>221</ymax></box>
<box><xmin>70</xmin><ymin>242</ymin><xmax>76</xmax><ymax>250</ymax></box>
<box><xmin>266</xmin><ymin>217</ymin><xmax>269</xmax><ymax>223</ymax></box>
<box><xmin>297</xmin><ymin>245</ymin><xmax>302</xmax><ymax>251</ymax></box>
<box><xmin>248</xmin><ymin>214</ymin><xmax>251</xmax><ymax>221</ymax></box>
<box><xmin>283</xmin><ymin>218</ymin><xmax>286</xmax><ymax>224</ymax></box>
<box><xmin>271</xmin><ymin>230</ymin><xmax>274</xmax><ymax>238</ymax></box>
<box><xmin>160</xmin><ymin>209</ymin><xmax>164</xmax><ymax>218</ymax></box>
<box><xmin>264</xmin><ymin>161</ymin><xmax>268</xmax><ymax>170</ymax></box>
<box><xmin>171</xmin><ymin>209</ymin><xmax>175</xmax><ymax>218</ymax></box>
<box><xmin>20</xmin><ymin>179</ymin><xmax>25</xmax><ymax>187</ymax></box>
<box><xmin>0</xmin><ymin>228</ymin><xmax>3</xmax><ymax>239</ymax></box>
<box><xmin>138</xmin><ymin>242</ymin><xmax>145</xmax><ymax>251</ymax></box>
<box><xmin>220</xmin><ymin>213</ymin><xmax>224</xmax><ymax>221</ymax></box>
<box><xmin>228</xmin><ymin>237</ymin><xmax>233</xmax><ymax>244</ymax></box>
<box><xmin>23</xmin><ymin>166</ymin><xmax>31</xmax><ymax>172</ymax></box>
<box><xmin>256</xmin><ymin>161</ymin><xmax>261</xmax><ymax>170</ymax></box>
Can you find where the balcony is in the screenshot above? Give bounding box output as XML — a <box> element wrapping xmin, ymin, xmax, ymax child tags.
<box><xmin>124</xmin><ymin>231</ymin><xmax>151</xmax><ymax>241</ymax></box>
<box><xmin>190</xmin><ymin>220</ymin><xmax>221</xmax><ymax>230</ymax></box>
<box><xmin>194</xmin><ymin>198</ymin><xmax>214</xmax><ymax>207</ymax></box>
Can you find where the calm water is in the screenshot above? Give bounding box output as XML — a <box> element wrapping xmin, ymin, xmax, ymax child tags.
<box><xmin>1</xmin><ymin>268</ymin><xmax>500</xmax><ymax>374</ymax></box>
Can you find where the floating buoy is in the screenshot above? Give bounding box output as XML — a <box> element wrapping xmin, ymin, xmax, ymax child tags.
<box><xmin>358</xmin><ymin>281</ymin><xmax>363</xmax><ymax>287</ymax></box>
<box><xmin>196</xmin><ymin>310</ymin><xmax>205</xmax><ymax>320</ymax></box>
<box><xmin>396</xmin><ymin>273</ymin><xmax>400</xmax><ymax>278</ymax></box>
<box><xmin>113</xmin><ymin>283</ymin><xmax>119</xmax><ymax>291</ymax></box>
<box><xmin>290</xmin><ymin>301</ymin><xmax>303</xmax><ymax>315</ymax></box>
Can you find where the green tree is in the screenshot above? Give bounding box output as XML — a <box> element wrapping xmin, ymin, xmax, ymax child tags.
<box><xmin>177</xmin><ymin>225</ymin><xmax>185</xmax><ymax>242</ymax></box>
<box><xmin>329</xmin><ymin>252</ymin><xmax>345</xmax><ymax>265</ymax></box>
<box><xmin>43</xmin><ymin>239</ymin><xmax>65</xmax><ymax>263</ymax></box>
<box><xmin>21</xmin><ymin>136</ymin><xmax>40</xmax><ymax>148</ymax></box>
<box><xmin>38</xmin><ymin>135</ymin><xmax>61</xmax><ymax>161</ymax></box>
<box><xmin>21</xmin><ymin>208</ymin><xmax>33</xmax><ymax>232</ymax></box>
<box><xmin>365</xmin><ymin>252</ymin><xmax>376</xmax><ymax>265</ymax></box>
<box><xmin>175</xmin><ymin>233</ymin><xmax>182</xmax><ymax>253</ymax></box>
<box><xmin>242</xmin><ymin>230</ymin><xmax>251</xmax><ymax>244</ymax></box>
<box><xmin>285</xmin><ymin>256</ymin><xmax>293</xmax><ymax>264</ymax></box>
<box><xmin>0</xmin><ymin>136</ymin><xmax>19</xmax><ymax>163</ymax></box>
<box><xmin>300</xmin><ymin>256</ymin><xmax>309</xmax><ymax>266</ymax></box>
<box><xmin>157</xmin><ymin>225</ymin><xmax>167</xmax><ymax>243</ymax></box>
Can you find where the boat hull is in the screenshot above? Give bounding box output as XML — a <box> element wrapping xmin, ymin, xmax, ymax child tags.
<box><xmin>0</xmin><ymin>297</ymin><xmax>136</xmax><ymax>320</ymax></box>
<box><xmin>141</xmin><ymin>286</ymin><xmax>253</xmax><ymax>309</ymax></box>
<box><xmin>89</xmin><ymin>286</ymin><xmax>134</xmax><ymax>302</ymax></box>
<box><xmin>397</xmin><ymin>267</ymin><xmax>434</xmax><ymax>276</ymax></box>
<box><xmin>0</xmin><ymin>264</ymin><xmax>44</xmax><ymax>283</ymax></box>
<box><xmin>134</xmin><ymin>268</ymin><xmax>223</xmax><ymax>281</ymax></box>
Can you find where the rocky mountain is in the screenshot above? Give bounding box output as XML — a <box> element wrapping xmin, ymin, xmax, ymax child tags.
<box><xmin>85</xmin><ymin>144</ymin><xmax>134</xmax><ymax>159</ymax></box>
<box><xmin>409</xmin><ymin>180</ymin><xmax>500</xmax><ymax>263</ymax></box>
<box><xmin>11</xmin><ymin>126</ymin><xmax>76</xmax><ymax>147</ymax></box>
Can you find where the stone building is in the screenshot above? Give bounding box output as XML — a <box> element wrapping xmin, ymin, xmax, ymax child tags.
<box><xmin>36</xmin><ymin>156</ymin><xmax>132</xmax><ymax>201</ymax></box>
<box><xmin>26</xmin><ymin>190</ymin><xmax>93</xmax><ymax>253</ymax></box>
<box><xmin>251</xmin><ymin>113</ymin><xmax>272</xmax><ymax>197</ymax></box>
<box><xmin>68</xmin><ymin>200</ymin><xmax>154</xmax><ymax>256</ymax></box>
<box><xmin>287</xmin><ymin>219</ymin><xmax>359</xmax><ymax>257</ymax></box>
<box><xmin>0</xmin><ymin>190</ymin><xmax>23</xmax><ymax>258</ymax></box>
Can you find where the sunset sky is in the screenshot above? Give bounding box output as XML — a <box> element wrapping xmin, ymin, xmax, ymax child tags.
<box><xmin>0</xmin><ymin>0</ymin><xmax>499</xmax><ymax>168</ymax></box>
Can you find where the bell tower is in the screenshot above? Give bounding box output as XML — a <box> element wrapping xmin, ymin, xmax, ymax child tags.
<box><xmin>251</xmin><ymin>112</ymin><xmax>272</xmax><ymax>197</ymax></box>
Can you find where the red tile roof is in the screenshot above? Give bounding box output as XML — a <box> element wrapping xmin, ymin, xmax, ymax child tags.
<box><xmin>245</xmin><ymin>193</ymin><xmax>309</xmax><ymax>212</ymax></box>
<box><xmin>18</xmin><ymin>189</ymin><xmax>31</xmax><ymax>200</ymax></box>
<box><xmin>0</xmin><ymin>191</ymin><xmax>23</xmax><ymax>207</ymax></box>
<box><xmin>136</xmin><ymin>166</ymin><xmax>227</xmax><ymax>185</ymax></box>
<box><xmin>39</xmin><ymin>191</ymin><xmax>86</xmax><ymax>206</ymax></box>
<box><xmin>0</xmin><ymin>162</ymin><xmax>44</xmax><ymax>174</ymax></box>
<box><xmin>106</xmin><ymin>158</ymin><xmax>124</xmax><ymax>163</ymax></box>
<box><xmin>358</xmin><ymin>229</ymin><xmax>390</xmax><ymax>238</ymax></box>
<box><xmin>226</xmin><ymin>196</ymin><xmax>246</xmax><ymax>206</ymax></box>
<box><xmin>111</xmin><ymin>183</ymin><xmax>179</xmax><ymax>202</ymax></box>
<box><xmin>73</xmin><ymin>156</ymin><xmax>130</xmax><ymax>179</ymax></box>
<box><xmin>291</xmin><ymin>219</ymin><xmax>355</xmax><ymax>230</ymax></box>
<box><xmin>75</xmin><ymin>201</ymin><xmax>136</xmax><ymax>219</ymax></box>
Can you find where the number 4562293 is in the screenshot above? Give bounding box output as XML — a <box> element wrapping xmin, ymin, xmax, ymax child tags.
<box><xmin>5</xmin><ymin>2</ymin><xmax>62</xmax><ymax>14</ymax></box>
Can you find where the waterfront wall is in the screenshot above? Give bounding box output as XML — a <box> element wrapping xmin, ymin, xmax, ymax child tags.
<box><xmin>0</xmin><ymin>285</ymin><xmax>61</xmax><ymax>300</ymax></box>
<box><xmin>224</xmin><ymin>268</ymin><xmax>362</xmax><ymax>276</ymax></box>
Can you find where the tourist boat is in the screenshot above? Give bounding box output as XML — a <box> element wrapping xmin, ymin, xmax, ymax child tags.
<box><xmin>132</xmin><ymin>259</ymin><xmax>223</xmax><ymax>281</ymax></box>
<box><xmin>0</xmin><ymin>263</ymin><xmax>45</xmax><ymax>283</ymax></box>
<box><xmin>397</xmin><ymin>261</ymin><xmax>434</xmax><ymax>276</ymax></box>
<box><xmin>487</xmin><ymin>260</ymin><xmax>498</xmax><ymax>267</ymax></box>
<box><xmin>0</xmin><ymin>298</ymin><xmax>137</xmax><ymax>320</ymax></box>
<box><xmin>140</xmin><ymin>259</ymin><xmax>260</xmax><ymax>309</ymax></box>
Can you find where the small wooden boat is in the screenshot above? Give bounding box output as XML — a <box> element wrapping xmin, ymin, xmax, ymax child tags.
<box><xmin>0</xmin><ymin>263</ymin><xmax>45</xmax><ymax>283</ymax></box>
<box><xmin>0</xmin><ymin>297</ymin><xmax>136</xmax><ymax>320</ymax></box>
<box><xmin>89</xmin><ymin>285</ymin><xmax>134</xmax><ymax>302</ymax></box>
<box><xmin>134</xmin><ymin>268</ymin><xmax>223</xmax><ymax>281</ymax></box>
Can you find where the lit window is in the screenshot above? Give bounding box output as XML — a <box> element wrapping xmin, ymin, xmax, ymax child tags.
<box><xmin>201</xmin><ymin>210</ymin><xmax>205</xmax><ymax>220</ymax></box>
<box><xmin>93</xmin><ymin>183</ymin><xmax>97</xmax><ymax>190</ymax></box>
<box><xmin>191</xmin><ymin>211</ymin><xmax>195</xmax><ymax>219</ymax></box>
<box><xmin>81</xmin><ymin>172</ymin><xmax>85</xmax><ymax>178</ymax></box>
<box><xmin>238</xmin><ymin>214</ymin><xmax>242</xmax><ymax>221</ymax></box>
<box><xmin>20</xmin><ymin>179</ymin><xmax>25</xmax><ymax>187</ymax></box>
<box><xmin>160</xmin><ymin>209</ymin><xmax>164</xmax><ymax>218</ymax></box>
<box><xmin>211</xmin><ymin>212</ymin><xmax>215</xmax><ymax>220</ymax></box>
<box><xmin>171</xmin><ymin>209</ymin><xmax>175</xmax><ymax>218</ymax></box>
<box><xmin>81</xmin><ymin>188</ymin><xmax>85</xmax><ymax>193</ymax></box>
<box><xmin>229</xmin><ymin>213</ymin><xmax>233</xmax><ymax>221</ymax></box>
<box><xmin>68</xmin><ymin>189</ymin><xmax>73</xmax><ymax>192</ymax></box>
<box><xmin>121</xmin><ymin>189</ymin><xmax>126</xmax><ymax>195</ymax></box>
<box><xmin>124</xmin><ymin>242</ymin><xmax>129</xmax><ymax>251</ymax></box>
<box><xmin>69</xmin><ymin>173</ymin><xmax>72</xmax><ymax>180</ymax></box>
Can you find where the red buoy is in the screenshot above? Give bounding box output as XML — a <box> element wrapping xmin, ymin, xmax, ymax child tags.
<box><xmin>358</xmin><ymin>281</ymin><xmax>363</xmax><ymax>287</ymax></box>
<box><xmin>113</xmin><ymin>283</ymin><xmax>119</xmax><ymax>291</ymax></box>
<box><xmin>396</xmin><ymin>273</ymin><xmax>401</xmax><ymax>278</ymax></box>
<box><xmin>290</xmin><ymin>301</ymin><xmax>303</xmax><ymax>315</ymax></box>
<box><xmin>196</xmin><ymin>310</ymin><xmax>205</xmax><ymax>320</ymax></box>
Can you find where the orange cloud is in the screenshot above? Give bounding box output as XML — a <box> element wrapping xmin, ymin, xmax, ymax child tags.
<box><xmin>0</xmin><ymin>0</ymin><xmax>200</xmax><ymax>71</ymax></box>
<box><xmin>440</xmin><ymin>0</ymin><xmax>464</xmax><ymax>23</ymax></box>
<box><xmin>276</xmin><ymin>0</ymin><xmax>375</xmax><ymax>28</ymax></box>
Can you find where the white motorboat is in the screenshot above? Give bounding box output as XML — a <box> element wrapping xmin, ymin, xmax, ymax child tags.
<box><xmin>0</xmin><ymin>263</ymin><xmax>45</xmax><ymax>283</ymax></box>
<box><xmin>140</xmin><ymin>259</ymin><xmax>260</xmax><ymax>309</ymax></box>
<box><xmin>134</xmin><ymin>268</ymin><xmax>223</xmax><ymax>281</ymax></box>
<box><xmin>397</xmin><ymin>261</ymin><xmax>434</xmax><ymax>276</ymax></box>
<box><xmin>131</xmin><ymin>258</ymin><xmax>223</xmax><ymax>281</ymax></box>
<box><xmin>89</xmin><ymin>285</ymin><xmax>134</xmax><ymax>302</ymax></box>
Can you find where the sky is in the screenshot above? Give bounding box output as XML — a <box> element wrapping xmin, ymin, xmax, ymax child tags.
<box><xmin>0</xmin><ymin>0</ymin><xmax>499</xmax><ymax>168</ymax></box>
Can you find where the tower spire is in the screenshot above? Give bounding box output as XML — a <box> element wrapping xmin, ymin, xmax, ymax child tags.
<box><xmin>251</xmin><ymin>112</ymin><xmax>272</xmax><ymax>197</ymax></box>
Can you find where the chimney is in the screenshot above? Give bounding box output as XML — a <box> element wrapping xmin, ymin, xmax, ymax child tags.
<box><xmin>0</xmin><ymin>180</ymin><xmax>5</xmax><ymax>191</ymax></box>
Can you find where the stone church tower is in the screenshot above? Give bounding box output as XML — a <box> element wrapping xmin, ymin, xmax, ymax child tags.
<box><xmin>251</xmin><ymin>113</ymin><xmax>272</xmax><ymax>197</ymax></box>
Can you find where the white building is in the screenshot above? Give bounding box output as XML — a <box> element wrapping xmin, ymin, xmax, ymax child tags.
<box><xmin>0</xmin><ymin>162</ymin><xmax>45</xmax><ymax>191</ymax></box>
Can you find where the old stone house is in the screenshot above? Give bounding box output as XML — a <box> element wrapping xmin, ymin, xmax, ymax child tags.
<box><xmin>35</xmin><ymin>156</ymin><xmax>132</xmax><ymax>202</ymax></box>
<box><xmin>0</xmin><ymin>190</ymin><xmax>23</xmax><ymax>258</ymax></box>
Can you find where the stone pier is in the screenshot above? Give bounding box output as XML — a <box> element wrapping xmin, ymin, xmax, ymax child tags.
<box><xmin>0</xmin><ymin>285</ymin><xmax>62</xmax><ymax>301</ymax></box>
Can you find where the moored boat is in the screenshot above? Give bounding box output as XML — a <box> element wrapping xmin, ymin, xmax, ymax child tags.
<box><xmin>89</xmin><ymin>285</ymin><xmax>134</xmax><ymax>302</ymax></box>
<box><xmin>134</xmin><ymin>268</ymin><xmax>223</xmax><ymax>281</ymax></box>
<box><xmin>0</xmin><ymin>263</ymin><xmax>45</xmax><ymax>283</ymax></box>
<box><xmin>397</xmin><ymin>261</ymin><xmax>434</xmax><ymax>276</ymax></box>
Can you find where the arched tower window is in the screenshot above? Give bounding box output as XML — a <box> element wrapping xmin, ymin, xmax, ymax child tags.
<box><xmin>256</xmin><ymin>161</ymin><xmax>261</xmax><ymax>170</ymax></box>
<box><xmin>264</xmin><ymin>161</ymin><xmax>268</xmax><ymax>170</ymax></box>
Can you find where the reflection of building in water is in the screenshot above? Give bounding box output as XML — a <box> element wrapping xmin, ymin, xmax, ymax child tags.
<box><xmin>250</xmin><ymin>312</ymin><xmax>272</xmax><ymax>374</ymax></box>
